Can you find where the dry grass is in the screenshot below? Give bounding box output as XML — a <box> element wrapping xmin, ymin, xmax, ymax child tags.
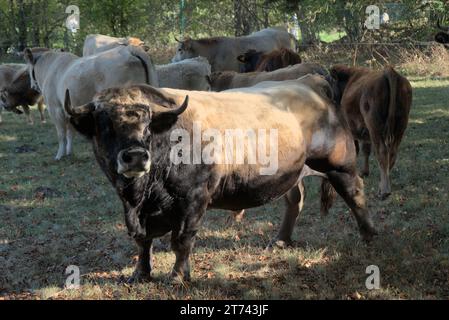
<box><xmin>399</xmin><ymin>44</ymin><xmax>449</xmax><ymax>77</ymax></box>
<box><xmin>300</xmin><ymin>43</ymin><xmax>449</xmax><ymax>78</ymax></box>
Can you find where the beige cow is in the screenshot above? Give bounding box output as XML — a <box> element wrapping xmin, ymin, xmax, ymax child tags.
<box><xmin>172</xmin><ymin>27</ymin><xmax>297</xmax><ymax>72</ymax></box>
<box><xmin>83</xmin><ymin>34</ymin><xmax>147</xmax><ymax>56</ymax></box>
<box><xmin>210</xmin><ymin>63</ymin><xmax>328</xmax><ymax>91</ymax></box>
<box><xmin>156</xmin><ymin>57</ymin><xmax>211</xmax><ymax>91</ymax></box>
<box><xmin>24</xmin><ymin>45</ymin><xmax>158</xmax><ymax>160</ymax></box>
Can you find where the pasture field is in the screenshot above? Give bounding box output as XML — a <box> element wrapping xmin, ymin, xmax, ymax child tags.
<box><xmin>0</xmin><ymin>77</ymin><xmax>448</xmax><ymax>300</ymax></box>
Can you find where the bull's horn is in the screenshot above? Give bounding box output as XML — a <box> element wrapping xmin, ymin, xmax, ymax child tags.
<box><xmin>155</xmin><ymin>95</ymin><xmax>189</xmax><ymax>116</ymax></box>
<box><xmin>437</xmin><ymin>18</ymin><xmax>449</xmax><ymax>31</ymax></box>
<box><xmin>174</xmin><ymin>36</ymin><xmax>182</xmax><ymax>43</ymax></box>
<box><xmin>64</xmin><ymin>89</ymin><xmax>95</xmax><ymax>116</ymax></box>
<box><xmin>169</xmin><ymin>95</ymin><xmax>189</xmax><ymax>116</ymax></box>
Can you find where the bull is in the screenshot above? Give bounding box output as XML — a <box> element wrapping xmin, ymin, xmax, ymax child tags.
<box><xmin>64</xmin><ymin>74</ymin><xmax>377</xmax><ymax>282</ymax></box>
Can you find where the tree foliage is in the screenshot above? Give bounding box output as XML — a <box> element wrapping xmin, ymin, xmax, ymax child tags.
<box><xmin>1</xmin><ymin>0</ymin><xmax>448</xmax><ymax>57</ymax></box>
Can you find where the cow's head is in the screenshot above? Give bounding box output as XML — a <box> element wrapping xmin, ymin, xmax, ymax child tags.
<box><xmin>327</xmin><ymin>65</ymin><xmax>354</xmax><ymax>106</ymax></box>
<box><xmin>237</xmin><ymin>49</ymin><xmax>263</xmax><ymax>73</ymax></box>
<box><xmin>172</xmin><ymin>37</ymin><xmax>196</xmax><ymax>62</ymax></box>
<box><xmin>64</xmin><ymin>87</ymin><xmax>188</xmax><ymax>180</ymax></box>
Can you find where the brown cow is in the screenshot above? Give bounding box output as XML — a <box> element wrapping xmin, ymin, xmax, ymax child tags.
<box><xmin>328</xmin><ymin>65</ymin><xmax>413</xmax><ymax>200</ymax></box>
<box><xmin>210</xmin><ymin>63</ymin><xmax>327</xmax><ymax>92</ymax></box>
<box><xmin>0</xmin><ymin>64</ymin><xmax>45</xmax><ymax>124</ymax></box>
<box><xmin>238</xmin><ymin>48</ymin><xmax>301</xmax><ymax>73</ymax></box>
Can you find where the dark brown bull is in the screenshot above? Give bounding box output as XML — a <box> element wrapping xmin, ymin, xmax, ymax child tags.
<box><xmin>328</xmin><ymin>65</ymin><xmax>413</xmax><ymax>200</ymax></box>
<box><xmin>238</xmin><ymin>48</ymin><xmax>301</xmax><ymax>73</ymax></box>
<box><xmin>64</xmin><ymin>76</ymin><xmax>376</xmax><ymax>282</ymax></box>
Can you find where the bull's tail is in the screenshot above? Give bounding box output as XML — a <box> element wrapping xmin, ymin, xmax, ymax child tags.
<box><xmin>320</xmin><ymin>179</ymin><xmax>337</xmax><ymax>216</ymax></box>
<box><xmin>384</xmin><ymin>66</ymin><xmax>398</xmax><ymax>147</ymax></box>
<box><xmin>128</xmin><ymin>45</ymin><xmax>159</xmax><ymax>86</ymax></box>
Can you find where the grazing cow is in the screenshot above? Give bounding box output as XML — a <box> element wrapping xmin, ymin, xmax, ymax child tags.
<box><xmin>83</xmin><ymin>34</ymin><xmax>147</xmax><ymax>56</ymax></box>
<box><xmin>156</xmin><ymin>56</ymin><xmax>211</xmax><ymax>91</ymax></box>
<box><xmin>0</xmin><ymin>63</ymin><xmax>45</xmax><ymax>124</ymax></box>
<box><xmin>172</xmin><ymin>27</ymin><xmax>296</xmax><ymax>72</ymax></box>
<box><xmin>329</xmin><ymin>65</ymin><xmax>413</xmax><ymax>200</ymax></box>
<box><xmin>64</xmin><ymin>74</ymin><xmax>376</xmax><ymax>282</ymax></box>
<box><xmin>210</xmin><ymin>63</ymin><xmax>327</xmax><ymax>91</ymax></box>
<box><xmin>238</xmin><ymin>47</ymin><xmax>302</xmax><ymax>73</ymax></box>
<box><xmin>24</xmin><ymin>45</ymin><xmax>158</xmax><ymax>160</ymax></box>
<box><xmin>435</xmin><ymin>19</ymin><xmax>449</xmax><ymax>44</ymax></box>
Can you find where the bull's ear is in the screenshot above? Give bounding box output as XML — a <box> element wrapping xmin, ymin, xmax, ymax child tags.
<box><xmin>150</xmin><ymin>96</ymin><xmax>189</xmax><ymax>133</ymax></box>
<box><xmin>183</xmin><ymin>37</ymin><xmax>192</xmax><ymax>50</ymax></box>
<box><xmin>23</xmin><ymin>48</ymin><xmax>34</xmax><ymax>65</ymax></box>
<box><xmin>64</xmin><ymin>89</ymin><xmax>96</xmax><ymax>139</ymax></box>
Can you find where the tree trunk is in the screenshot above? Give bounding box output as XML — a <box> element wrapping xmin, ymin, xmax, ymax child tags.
<box><xmin>296</xmin><ymin>6</ymin><xmax>316</xmax><ymax>45</ymax></box>
<box><xmin>234</xmin><ymin>0</ymin><xmax>243</xmax><ymax>36</ymax></box>
<box><xmin>9</xmin><ymin>0</ymin><xmax>17</xmax><ymax>51</ymax></box>
<box><xmin>32</xmin><ymin>0</ymin><xmax>41</xmax><ymax>47</ymax></box>
<box><xmin>17</xmin><ymin>0</ymin><xmax>28</xmax><ymax>51</ymax></box>
<box><xmin>262</xmin><ymin>0</ymin><xmax>270</xmax><ymax>28</ymax></box>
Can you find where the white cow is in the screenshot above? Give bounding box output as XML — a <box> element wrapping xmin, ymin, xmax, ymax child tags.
<box><xmin>156</xmin><ymin>57</ymin><xmax>211</xmax><ymax>91</ymax></box>
<box><xmin>24</xmin><ymin>45</ymin><xmax>158</xmax><ymax>160</ymax></box>
<box><xmin>83</xmin><ymin>34</ymin><xmax>147</xmax><ymax>56</ymax></box>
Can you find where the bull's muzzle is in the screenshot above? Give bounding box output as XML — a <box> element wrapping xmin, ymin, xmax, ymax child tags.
<box><xmin>117</xmin><ymin>147</ymin><xmax>151</xmax><ymax>178</ymax></box>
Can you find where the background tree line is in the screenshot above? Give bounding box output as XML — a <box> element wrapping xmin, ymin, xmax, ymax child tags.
<box><xmin>0</xmin><ymin>0</ymin><xmax>448</xmax><ymax>58</ymax></box>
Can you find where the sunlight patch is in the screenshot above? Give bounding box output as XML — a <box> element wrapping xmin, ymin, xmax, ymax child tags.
<box><xmin>0</xmin><ymin>135</ymin><xmax>17</xmax><ymax>142</ymax></box>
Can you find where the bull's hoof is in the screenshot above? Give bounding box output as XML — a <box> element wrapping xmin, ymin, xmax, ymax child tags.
<box><xmin>127</xmin><ymin>269</ymin><xmax>152</xmax><ymax>284</ymax></box>
<box><xmin>360</xmin><ymin>226</ymin><xmax>378</xmax><ymax>243</ymax></box>
<box><xmin>170</xmin><ymin>270</ymin><xmax>191</xmax><ymax>284</ymax></box>
<box><xmin>265</xmin><ymin>238</ymin><xmax>292</xmax><ymax>251</ymax></box>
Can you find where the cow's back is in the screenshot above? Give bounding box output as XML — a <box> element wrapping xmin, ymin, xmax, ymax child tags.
<box><xmin>83</xmin><ymin>34</ymin><xmax>124</xmax><ymax>56</ymax></box>
<box><xmin>61</xmin><ymin>46</ymin><xmax>150</xmax><ymax>106</ymax></box>
<box><xmin>195</xmin><ymin>28</ymin><xmax>294</xmax><ymax>72</ymax></box>
<box><xmin>156</xmin><ymin>57</ymin><xmax>211</xmax><ymax>90</ymax></box>
<box><xmin>215</xmin><ymin>63</ymin><xmax>327</xmax><ymax>91</ymax></box>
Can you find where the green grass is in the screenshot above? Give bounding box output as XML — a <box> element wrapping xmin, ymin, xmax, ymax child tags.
<box><xmin>319</xmin><ymin>31</ymin><xmax>346</xmax><ymax>43</ymax></box>
<box><xmin>1</xmin><ymin>77</ymin><xmax>449</xmax><ymax>299</ymax></box>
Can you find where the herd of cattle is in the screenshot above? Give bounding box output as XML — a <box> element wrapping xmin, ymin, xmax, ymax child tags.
<box><xmin>0</xmin><ymin>27</ymin><xmax>412</xmax><ymax>282</ymax></box>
